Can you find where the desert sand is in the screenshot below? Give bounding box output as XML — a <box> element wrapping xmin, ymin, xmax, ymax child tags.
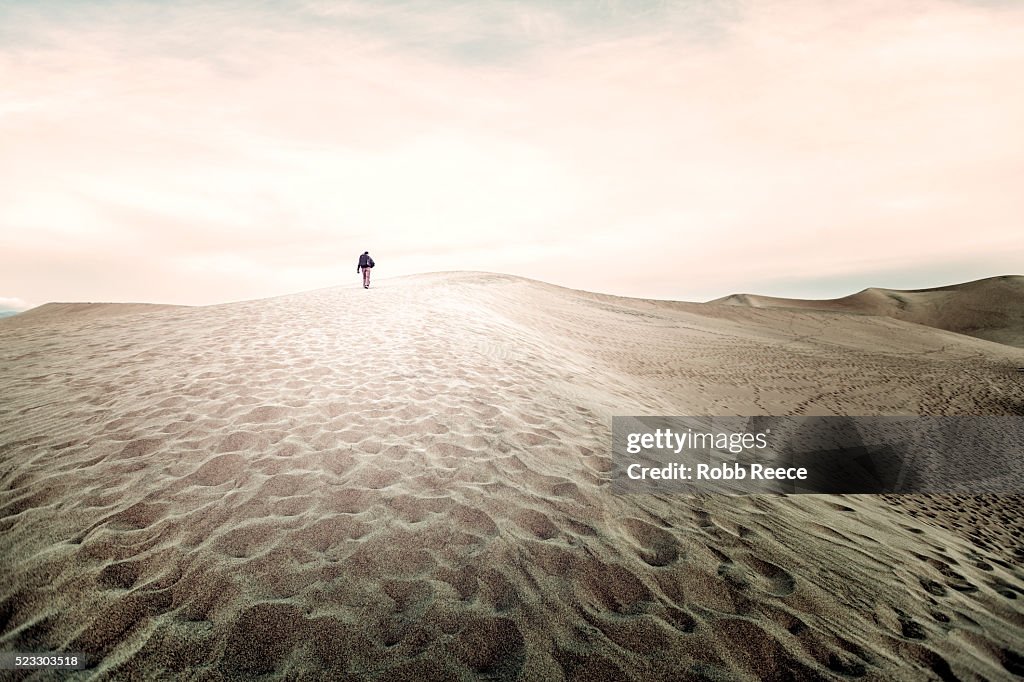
<box><xmin>1</xmin><ymin>272</ymin><xmax>1022</xmax><ymax>680</ymax></box>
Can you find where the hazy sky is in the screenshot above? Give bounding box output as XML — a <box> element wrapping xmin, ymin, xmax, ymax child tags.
<box><xmin>2</xmin><ymin>0</ymin><xmax>1022</xmax><ymax>308</ymax></box>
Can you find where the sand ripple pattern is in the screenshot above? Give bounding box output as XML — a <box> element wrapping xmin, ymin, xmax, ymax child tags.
<box><xmin>1</xmin><ymin>272</ymin><xmax>1023</xmax><ymax>680</ymax></box>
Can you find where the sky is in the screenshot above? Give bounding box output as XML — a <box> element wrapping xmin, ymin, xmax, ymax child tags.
<box><xmin>1</xmin><ymin>0</ymin><xmax>1022</xmax><ymax>308</ymax></box>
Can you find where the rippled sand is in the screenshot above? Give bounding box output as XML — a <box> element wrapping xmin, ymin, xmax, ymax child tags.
<box><xmin>1</xmin><ymin>272</ymin><xmax>1022</xmax><ymax>680</ymax></box>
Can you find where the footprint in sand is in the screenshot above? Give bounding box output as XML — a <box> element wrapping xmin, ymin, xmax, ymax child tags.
<box><xmin>983</xmin><ymin>577</ymin><xmax>1019</xmax><ymax>600</ymax></box>
<box><xmin>620</xmin><ymin>518</ymin><xmax>680</xmax><ymax>567</ymax></box>
<box><xmin>742</xmin><ymin>555</ymin><xmax>797</xmax><ymax>597</ymax></box>
<box><xmin>96</xmin><ymin>559</ymin><xmax>144</xmax><ymax>590</ymax></box>
<box><xmin>512</xmin><ymin>508</ymin><xmax>559</xmax><ymax>540</ymax></box>
<box><xmin>918</xmin><ymin>577</ymin><xmax>948</xmax><ymax>597</ymax></box>
<box><xmin>692</xmin><ymin>509</ymin><xmax>715</xmax><ymax>529</ymax></box>
<box><xmin>1000</xmin><ymin>648</ymin><xmax>1024</xmax><ymax>676</ymax></box>
<box><xmin>895</xmin><ymin>608</ymin><xmax>927</xmax><ymax>640</ymax></box>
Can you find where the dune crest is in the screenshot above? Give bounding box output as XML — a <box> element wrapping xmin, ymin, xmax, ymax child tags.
<box><xmin>1</xmin><ymin>272</ymin><xmax>1022</xmax><ymax>679</ymax></box>
<box><xmin>712</xmin><ymin>275</ymin><xmax>1024</xmax><ymax>348</ymax></box>
<box><xmin>0</xmin><ymin>302</ymin><xmax>188</xmax><ymax>328</ymax></box>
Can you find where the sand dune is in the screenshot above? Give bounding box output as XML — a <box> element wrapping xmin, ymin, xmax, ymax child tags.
<box><xmin>1</xmin><ymin>272</ymin><xmax>1022</xmax><ymax>680</ymax></box>
<box><xmin>2</xmin><ymin>303</ymin><xmax>187</xmax><ymax>329</ymax></box>
<box><xmin>712</xmin><ymin>274</ymin><xmax>1024</xmax><ymax>348</ymax></box>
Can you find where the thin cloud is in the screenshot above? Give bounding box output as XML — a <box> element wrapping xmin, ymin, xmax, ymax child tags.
<box><xmin>0</xmin><ymin>296</ymin><xmax>31</xmax><ymax>311</ymax></box>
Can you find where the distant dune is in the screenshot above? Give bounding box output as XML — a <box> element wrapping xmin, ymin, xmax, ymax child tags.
<box><xmin>711</xmin><ymin>275</ymin><xmax>1024</xmax><ymax>348</ymax></box>
<box><xmin>1</xmin><ymin>272</ymin><xmax>1022</xmax><ymax>680</ymax></box>
<box><xmin>2</xmin><ymin>301</ymin><xmax>186</xmax><ymax>327</ymax></box>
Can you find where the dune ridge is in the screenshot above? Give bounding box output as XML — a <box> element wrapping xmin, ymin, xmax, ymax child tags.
<box><xmin>0</xmin><ymin>302</ymin><xmax>188</xmax><ymax>329</ymax></box>
<box><xmin>711</xmin><ymin>274</ymin><xmax>1024</xmax><ymax>348</ymax></box>
<box><xmin>1</xmin><ymin>272</ymin><xmax>1022</xmax><ymax>680</ymax></box>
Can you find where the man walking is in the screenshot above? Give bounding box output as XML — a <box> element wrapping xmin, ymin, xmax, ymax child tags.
<box><xmin>357</xmin><ymin>251</ymin><xmax>375</xmax><ymax>289</ymax></box>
